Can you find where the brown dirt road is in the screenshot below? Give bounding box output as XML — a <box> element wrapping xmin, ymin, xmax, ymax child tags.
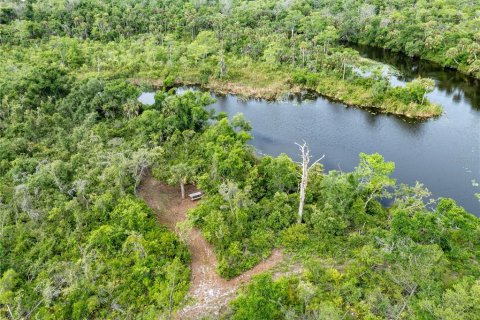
<box><xmin>137</xmin><ymin>175</ymin><xmax>284</xmax><ymax>319</ymax></box>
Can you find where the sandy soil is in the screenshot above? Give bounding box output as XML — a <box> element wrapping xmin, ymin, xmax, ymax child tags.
<box><xmin>137</xmin><ymin>174</ymin><xmax>284</xmax><ymax>319</ymax></box>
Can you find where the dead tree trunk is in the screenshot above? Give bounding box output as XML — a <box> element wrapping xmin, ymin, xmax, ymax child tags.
<box><xmin>219</xmin><ymin>54</ymin><xmax>226</xmax><ymax>77</ymax></box>
<box><xmin>180</xmin><ymin>182</ymin><xmax>185</xmax><ymax>199</ymax></box>
<box><xmin>297</xmin><ymin>144</ymin><xmax>308</xmax><ymax>223</ymax></box>
<box><xmin>219</xmin><ymin>41</ymin><xmax>226</xmax><ymax>78</ymax></box>
<box><xmin>296</xmin><ymin>141</ymin><xmax>324</xmax><ymax>223</ymax></box>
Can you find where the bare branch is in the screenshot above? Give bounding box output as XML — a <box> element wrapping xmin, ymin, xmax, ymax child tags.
<box><xmin>311</xmin><ymin>155</ymin><xmax>325</xmax><ymax>167</ymax></box>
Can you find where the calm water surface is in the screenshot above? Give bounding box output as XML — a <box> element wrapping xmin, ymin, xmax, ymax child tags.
<box><xmin>139</xmin><ymin>47</ymin><xmax>480</xmax><ymax>215</ymax></box>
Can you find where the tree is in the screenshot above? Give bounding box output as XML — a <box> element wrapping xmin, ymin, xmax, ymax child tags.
<box><xmin>230</xmin><ymin>274</ymin><xmax>289</xmax><ymax>320</ymax></box>
<box><xmin>263</xmin><ymin>41</ymin><xmax>283</xmax><ymax>66</ymax></box>
<box><xmin>299</xmin><ymin>41</ymin><xmax>309</xmax><ymax>67</ymax></box>
<box><xmin>129</xmin><ymin>148</ymin><xmax>153</xmax><ymax>191</ymax></box>
<box><xmin>0</xmin><ymin>269</ymin><xmax>19</xmax><ymax>319</ymax></box>
<box><xmin>394</xmin><ymin>182</ymin><xmax>434</xmax><ymax>213</ymax></box>
<box><xmin>355</xmin><ymin>153</ymin><xmax>395</xmax><ymax>209</ymax></box>
<box><xmin>231</xmin><ymin>113</ymin><xmax>252</xmax><ymax>132</ymax></box>
<box><xmin>338</xmin><ymin>48</ymin><xmax>359</xmax><ymax>79</ymax></box>
<box><xmin>423</xmin><ymin>278</ymin><xmax>480</xmax><ymax>320</ymax></box>
<box><xmin>316</xmin><ymin>26</ymin><xmax>339</xmax><ymax>53</ymax></box>
<box><xmin>219</xmin><ymin>47</ymin><xmax>227</xmax><ymax>77</ymax></box>
<box><xmin>405</xmin><ymin>78</ymin><xmax>435</xmax><ymax>105</ymax></box>
<box><xmin>219</xmin><ymin>180</ymin><xmax>240</xmax><ymax>215</ymax></box>
<box><xmin>385</xmin><ymin>240</ymin><xmax>446</xmax><ymax>319</ymax></box>
<box><xmin>284</xmin><ymin>10</ymin><xmax>303</xmax><ymax>39</ymax></box>
<box><xmin>296</xmin><ymin>141</ymin><xmax>324</xmax><ymax>223</ymax></box>
<box><xmin>21</xmin><ymin>64</ymin><xmax>71</xmax><ymax>105</ymax></box>
<box><xmin>187</xmin><ymin>31</ymin><xmax>219</xmax><ymax>64</ymax></box>
<box><xmin>255</xmin><ymin>154</ymin><xmax>299</xmax><ymax>196</ymax></box>
<box><xmin>169</xmin><ymin>163</ymin><xmax>194</xmax><ymax>199</ymax></box>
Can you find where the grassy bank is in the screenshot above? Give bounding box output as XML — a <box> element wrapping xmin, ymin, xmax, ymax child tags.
<box><xmin>313</xmin><ymin>75</ymin><xmax>442</xmax><ymax>119</ymax></box>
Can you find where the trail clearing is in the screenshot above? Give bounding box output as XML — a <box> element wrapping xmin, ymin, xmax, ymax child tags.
<box><xmin>138</xmin><ymin>174</ymin><xmax>284</xmax><ymax>319</ymax></box>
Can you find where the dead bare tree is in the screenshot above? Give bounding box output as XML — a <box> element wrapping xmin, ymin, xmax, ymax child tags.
<box><xmin>130</xmin><ymin>148</ymin><xmax>152</xmax><ymax>193</ymax></box>
<box><xmin>295</xmin><ymin>141</ymin><xmax>324</xmax><ymax>223</ymax></box>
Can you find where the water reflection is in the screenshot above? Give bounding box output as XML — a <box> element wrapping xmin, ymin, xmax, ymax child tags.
<box><xmin>392</xmin><ymin>117</ymin><xmax>426</xmax><ymax>137</ymax></box>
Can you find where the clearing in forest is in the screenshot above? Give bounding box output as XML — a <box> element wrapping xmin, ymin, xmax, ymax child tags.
<box><xmin>138</xmin><ymin>174</ymin><xmax>284</xmax><ymax>319</ymax></box>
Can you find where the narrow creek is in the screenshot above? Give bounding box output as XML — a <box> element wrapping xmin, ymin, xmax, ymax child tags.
<box><xmin>139</xmin><ymin>47</ymin><xmax>480</xmax><ymax>215</ymax></box>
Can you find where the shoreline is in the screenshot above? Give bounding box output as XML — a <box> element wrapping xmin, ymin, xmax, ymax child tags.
<box><xmin>131</xmin><ymin>77</ymin><xmax>442</xmax><ymax>120</ymax></box>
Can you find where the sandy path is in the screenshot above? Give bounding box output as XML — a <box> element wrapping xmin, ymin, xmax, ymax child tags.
<box><xmin>137</xmin><ymin>175</ymin><xmax>283</xmax><ymax>319</ymax></box>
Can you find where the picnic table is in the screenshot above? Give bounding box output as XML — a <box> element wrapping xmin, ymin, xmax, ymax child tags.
<box><xmin>188</xmin><ymin>191</ymin><xmax>203</xmax><ymax>201</ymax></box>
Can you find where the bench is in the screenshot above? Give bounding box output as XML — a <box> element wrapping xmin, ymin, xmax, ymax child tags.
<box><xmin>188</xmin><ymin>191</ymin><xmax>203</xmax><ymax>201</ymax></box>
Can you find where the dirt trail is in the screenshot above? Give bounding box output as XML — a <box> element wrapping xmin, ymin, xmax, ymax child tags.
<box><xmin>138</xmin><ymin>175</ymin><xmax>284</xmax><ymax>319</ymax></box>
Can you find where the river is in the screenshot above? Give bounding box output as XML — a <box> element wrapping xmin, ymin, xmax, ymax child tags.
<box><xmin>139</xmin><ymin>46</ymin><xmax>480</xmax><ymax>215</ymax></box>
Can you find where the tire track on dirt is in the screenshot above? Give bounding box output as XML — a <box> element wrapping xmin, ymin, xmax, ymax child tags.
<box><xmin>138</xmin><ymin>174</ymin><xmax>283</xmax><ymax>319</ymax></box>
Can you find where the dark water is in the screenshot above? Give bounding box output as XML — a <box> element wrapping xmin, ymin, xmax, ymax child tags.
<box><xmin>139</xmin><ymin>48</ymin><xmax>480</xmax><ymax>215</ymax></box>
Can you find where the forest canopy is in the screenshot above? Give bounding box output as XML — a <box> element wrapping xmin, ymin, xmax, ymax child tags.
<box><xmin>5</xmin><ymin>0</ymin><xmax>480</xmax><ymax>116</ymax></box>
<box><xmin>0</xmin><ymin>0</ymin><xmax>479</xmax><ymax>319</ymax></box>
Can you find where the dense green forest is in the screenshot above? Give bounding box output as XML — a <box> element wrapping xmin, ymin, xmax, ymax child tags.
<box><xmin>1</xmin><ymin>0</ymin><xmax>478</xmax><ymax>78</ymax></box>
<box><xmin>9</xmin><ymin>0</ymin><xmax>480</xmax><ymax>116</ymax></box>
<box><xmin>1</xmin><ymin>0</ymin><xmax>479</xmax><ymax>319</ymax></box>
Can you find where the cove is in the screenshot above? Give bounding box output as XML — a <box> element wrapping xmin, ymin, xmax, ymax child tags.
<box><xmin>139</xmin><ymin>49</ymin><xmax>480</xmax><ymax>215</ymax></box>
